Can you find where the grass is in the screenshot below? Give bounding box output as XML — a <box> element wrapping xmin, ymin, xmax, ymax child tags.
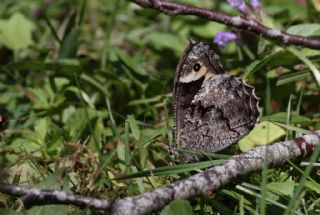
<box><xmin>0</xmin><ymin>0</ymin><xmax>319</xmax><ymax>214</ymax></box>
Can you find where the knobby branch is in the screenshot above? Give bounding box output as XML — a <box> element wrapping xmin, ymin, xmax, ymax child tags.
<box><xmin>1</xmin><ymin>131</ymin><xmax>320</xmax><ymax>215</ymax></box>
<box><xmin>130</xmin><ymin>0</ymin><xmax>320</xmax><ymax>50</ymax></box>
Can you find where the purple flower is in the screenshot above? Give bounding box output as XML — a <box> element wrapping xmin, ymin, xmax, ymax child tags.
<box><xmin>213</xmin><ymin>32</ymin><xmax>237</xmax><ymax>48</ymax></box>
<box><xmin>227</xmin><ymin>0</ymin><xmax>247</xmax><ymax>14</ymax></box>
<box><xmin>249</xmin><ymin>0</ymin><xmax>260</xmax><ymax>9</ymax></box>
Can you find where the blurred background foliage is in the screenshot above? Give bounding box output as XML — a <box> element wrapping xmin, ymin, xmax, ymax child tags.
<box><xmin>0</xmin><ymin>0</ymin><xmax>319</xmax><ymax>214</ymax></box>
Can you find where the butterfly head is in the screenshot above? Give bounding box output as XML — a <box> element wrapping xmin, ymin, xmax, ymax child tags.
<box><xmin>178</xmin><ymin>42</ymin><xmax>225</xmax><ymax>84</ymax></box>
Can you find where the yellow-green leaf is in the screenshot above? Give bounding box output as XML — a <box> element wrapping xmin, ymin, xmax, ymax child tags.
<box><xmin>239</xmin><ymin>121</ymin><xmax>286</xmax><ymax>152</ymax></box>
<box><xmin>0</xmin><ymin>13</ymin><xmax>34</xmax><ymax>52</ymax></box>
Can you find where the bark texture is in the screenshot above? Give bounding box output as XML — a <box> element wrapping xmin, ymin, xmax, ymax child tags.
<box><xmin>0</xmin><ymin>131</ymin><xmax>319</xmax><ymax>215</ymax></box>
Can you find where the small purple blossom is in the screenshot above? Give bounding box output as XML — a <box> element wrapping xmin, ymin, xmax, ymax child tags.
<box><xmin>214</xmin><ymin>32</ymin><xmax>237</xmax><ymax>48</ymax></box>
<box><xmin>249</xmin><ymin>0</ymin><xmax>260</xmax><ymax>9</ymax></box>
<box><xmin>227</xmin><ymin>0</ymin><xmax>247</xmax><ymax>14</ymax></box>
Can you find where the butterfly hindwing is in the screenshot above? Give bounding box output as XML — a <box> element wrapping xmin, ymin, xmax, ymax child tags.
<box><xmin>179</xmin><ymin>75</ymin><xmax>259</xmax><ymax>162</ymax></box>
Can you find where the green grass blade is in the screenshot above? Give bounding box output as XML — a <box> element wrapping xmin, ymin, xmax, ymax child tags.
<box><xmin>287</xmin><ymin>47</ymin><xmax>320</xmax><ymax>88</ymax></box>
<box><xmin>284</xmin><ymin>143</ymin><xmax>320</xmax><ymax>215</ymax></box>
<box><xmin>115</xmin><ymin>160</ymin><xmax>225</xmax><ymax>180</ymax></box>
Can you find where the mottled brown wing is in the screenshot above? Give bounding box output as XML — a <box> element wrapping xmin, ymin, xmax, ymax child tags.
<box><xmin>179</xmin><ymin>74</ymin><xmax>259</xmax><ymax>162</ymax></box>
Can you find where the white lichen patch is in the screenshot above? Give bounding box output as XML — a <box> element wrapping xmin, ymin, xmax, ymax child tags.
<box><xmin>249</xmin><ymin>20</ymin><xmax>256</xmax><ymax>26</ymax></box>
<box><xmin>268</xmin><ymin>29</ymin><xmax>281</xmax><ymax>37</ymax></box>
<box><xmin>303</xmin><ymin>134</ymin><xmax>319</xmax><ymax>145</ymax></box>
<box><xmin>30</xmin><ymin>188</ymin><xmax>41</xmax><ymax>196</ymax></box>
<box><xmin>231</xmin><ymin>16</ymin><xmax>242</xmax><ymax>26</ymax></box>
<box><xmin>283</xmin><ymin>35</ymin><xmax>289</xmax><ymax>43</ymax></box>
<box><xmin>54</xmin><ymin>190</ymin><xmax>67</xmax><ymax>201</ymax></box>
<box><xmin>92</xmin><ymin>199</ymin><xmax>102</xmax><ymax>207</ymax></box>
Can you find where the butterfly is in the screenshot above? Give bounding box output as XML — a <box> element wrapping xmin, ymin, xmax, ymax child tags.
<box><xmin>172</xmin><ymin>42</ymin><xmax>260</xmax><ymax>162</ymax></box>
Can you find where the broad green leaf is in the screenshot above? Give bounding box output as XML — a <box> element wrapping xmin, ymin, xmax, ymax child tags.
<box><xmin>59</xmin><ymin>28</ymin><xmax>79</xmax><ymax>59</ymax></box>
<box><xmin>192</xmin><ymin>22</ymin><xmax>225</xmax><ymax>38</ymax></box>
<box><xmin>266</xmin><ymin>181</ymin><xmax>295</xmax><ymax>196</ymax></box>
<box><xmin>34</xmin><ymin>117</ymin><xmax>50</xmax><ymax>144</ymax></box>
<box><xmin>88</xmin><ymin>117</ymin><xmax>103</xmax><ymax>152</ymax></box>
<box><xmin>286</xmin><ymin>23</ymin><xmax>320</xmax><ymax>37</ymax></box>
<box><xmin>261</xmin><ymin>112</ymin><xmax>312</xmax><ymax>125</ymax></box>
<box><xmin>64</xmin><ymin>108</ymin><xmax>97</xmax><ymax>141</ymax></box>
<box><xmin>29</xmin><ymin>88</ymin><xmax>50</xmax><ymax>109</ymax></box>
<box><xmin>35</xmin><ymin>172</ymin><xmax>64</xmax><ymax>189</ymax></box>
<box><xmin>127</xmin><ymin>115</ymin><xmax>141</xmax><ymax>140</ymax></box>
<box><xmin>0</xmin><ymin>209</ymin><xmax>23</xmax><ymax>215</ymax></box>
<box><xmin>25</xmin><ymin>205</ymin><xmax>68</xmax><ymax>215</ymax></box>
<box><xmin>0</xmin><ymin>13</ymin><xmax>34</xmax><ymax>52</ymax></box>
<box><xmin>145</xmin><ymin>32</ymin><xmax>186</xmax><ymax>55</ymax></box>
<box><xmin>7</xmin><ymin>138</ymin><xmax>42</xmax><ymax>162</ymax></box>
<box><xmin>239</xmin><ymin>121</ymin><xmax>286</xmax><ymax>152</ymax></box>
<box><xmin>160</xmin><ymin>200</ymin><xmax>192</xmax><ymax>215</ymax></box>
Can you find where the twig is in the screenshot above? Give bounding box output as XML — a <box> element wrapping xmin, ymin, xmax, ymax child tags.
<box><xmin>130</xmin><ymin>0</ymin><xmax>320</xmax><ymax>50</ymax></box>
<box><xmin>0</xmin><ymin>131</ymin><xmax>319</xmax><ymax>215</ymax></box>
<box><xmin>0</xmin><ymin>184</ymin><xmax>113</xmax><ymax>210</ymax></box>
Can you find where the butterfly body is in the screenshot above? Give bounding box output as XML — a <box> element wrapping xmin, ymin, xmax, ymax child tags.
<box><xmin>173</xmin><ymin>42</ymin><xmax>259</xmax><ymax>162</ymax></box>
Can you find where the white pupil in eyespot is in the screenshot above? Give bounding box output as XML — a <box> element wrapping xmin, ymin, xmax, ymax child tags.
<box><xmin>193</xmin><ymin>63</ymin><xmax>201</xmax><ymax>72</ymax></box>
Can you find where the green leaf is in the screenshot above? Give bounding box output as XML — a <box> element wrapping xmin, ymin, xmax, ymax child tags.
<box><xmin>0</xmin><ymin>209</ymin><xmax>23</xmax><ymax>215</ymax></box>
<box><xmin>6</xmin><ymin>60</ymin><xmax>82</xmax><ymax>76</ymax></box>
<box><xmin>272</xmin><ymin>122</ymin><xmax>311</xmax><ymax>134</ymax></box>
<box><xmin>59</xmin><ymin>28</ymin><xmax>79</xmax><ymax>59</ymax></box>
<box><xmin>34</xmin><ymin>117</ymin><xmax>50</xmax><ymax>144</ymax></box>
<box><xmin>304</xmin><ymin>180</ymin><xmax>320</xmax><ymax>194</ymax></box>
<box><xmin>239</xmin><ymin>121</ymin><xmax>286</xmax><ymax>152</ymax></box>
<box><xmin>276</xmin><ymin>71</ymin><xmax>311</xmax><ymax>86</ymax></box>
<box><xmin>287</xmin><ymin>47</ymin><xmax>320</xmax><ymax>87</ymax></box>
<box><xmin>65</xmin><ymin>86</ymin><xmax>95</xmax><ymax>108</ymax></box>
<box><xmin>192</xmin><ymin>22</ymin><xmax>225</xmax><ymax>38</ymax></box>
<box><xmin>160</xmin><ymin>200</ymin><xmax>192</xmax><ymax>215</ymax></box>
<box><xmin>25</xmin><ymin>205</ymin><xmax>69</xmax><ymax>215</ymax></box>
<box><xmin>113</xmin><ymin>48</ymin><xmax>148</xmax><ymax>76</ymax></box>
<box><xmin>222</xmin><ymin>189</ymin><xmax>253</xmax><ymax>205</ymax></box>
<box><xmin>35</xmin><ymin>172</ymin><xmax>64</xmax><ymax>189</ymax></box>
<box><xmin>261</xmin><ymin>112</ymin><xmax>312</xmax><ymax>125</ymax></box>
<box><xmin>244</xmin><ymin>50</ymin><xmax>296</xmax><ymax>79</ymax></box>
<box><xmin>0</xmin><ymin>13</ymin><xmax>34</xmax><ymax>52</ymax></box>
<box><xmin>286</xmin><ymin>23</ymin><xmax>320</xmax><ymax>37</ymax></box>
<box><xmin>89</xmin><ymin>117</ymin><xmax>103</xmax><ymax>152</ymax></box>
<box><xmin>64</xmin><ymin>108</ymin><xmax>97</xmax><ymax>141</ymax></box>
<box><xmin>266</xmin><ymin>181</ymin><xmax>295</xmax><ymax>196</ymax></box>
<box><xmin>145</xmin><ymin>32</ymin><xmax>186</xmax><ymax>56</ymax></box>
<box><xmin>115</xmin><ymin>160</ymin><xmax>225</xmax><ymax>179</ymax></box>
<box><xmin>29</xmin><ymin>88</ymin><xmax>50</xmax><ymax>109</ymax></box>
<box><xmin>7</xmin><ymin>138</ymin><xmax>42</xmax><ymax>162</ymax></box>
<box><xmin>127</xmin><ymin>115</ymin><xmax>141</xmax><ymax>140</ymax></box>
